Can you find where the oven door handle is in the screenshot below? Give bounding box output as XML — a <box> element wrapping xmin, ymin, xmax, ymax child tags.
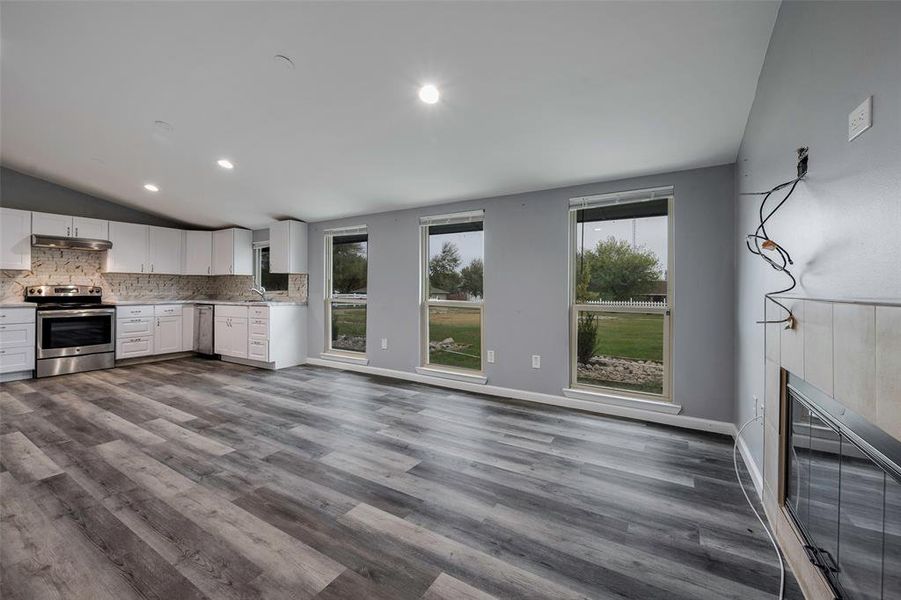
<box><xmin>38</xmin><ymin>308</ymin><xmax>116</xmax><ymax>318</ymax></box>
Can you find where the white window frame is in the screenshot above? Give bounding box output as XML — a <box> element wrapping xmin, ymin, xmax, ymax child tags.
<box><xmin>324</xmin><ymin>226</ymin><xmax>368</xmax><ymax>358</ymax></box>
<box><xmin>419</xmin><ymin>210</ymin><xmax>485</xmax><ymax>375</ymax></box>
<box><xmin>568</xmin><ymin>188</ymin><xmax>674</xmax><ymax>401</ymax></box>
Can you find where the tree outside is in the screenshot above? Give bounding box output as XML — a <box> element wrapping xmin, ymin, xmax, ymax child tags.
<box><xmin>332</xmin><ymin>241</ymin><xmax>367</xmax><ymax>294</ymax></box>
<box><xmin>576</xmin><ymin>237</ymin><xmax>662</xmax><ymax>302</ymax></box>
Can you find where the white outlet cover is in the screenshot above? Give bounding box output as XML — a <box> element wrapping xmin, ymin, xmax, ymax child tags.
<box><xmin>380</xmin><ymin>338</ymin><xmax>388</xmax><ymax>350</ymax></box>
<box><xmin>848</xmin><ymin>96</ymin><xmax>872</xmax><ymax>141</ymax></box>
<box><xmin>531</xmin><ymin>355</ymin><xmax>541</xmax><ymax>369</ymax></box>
<box><xmin>486</xmin><ymin>350</ymin><xmax>495</xmax><ymax>363</ymax></box>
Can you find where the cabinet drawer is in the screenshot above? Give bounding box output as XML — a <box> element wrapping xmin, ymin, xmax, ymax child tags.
<box><xmin>118</xmin><ymin>305</ymin><xmax>154</xmax><ymax>318</ymax></box>
<box><xmin>248</xmin><ymin>339</ymin><xmax>268</xmax><ymax>362</ymax></box>
<box><xmin>216</xmin><ymin>304</ymin><xmax>248</xmax><ymax>319</ymax></box>
<box><xmin>154</xmin><ymin>304</ymin><xmax>183</xmax><ymax>317</ymax></box>
<box><xmin>0</xmin><ymin>345</ymin><xmax>35</xmax><ymax>373</ymax></box>
<box><xmin>116</xmin><ymin>336</ymin><xmax>154</xmax><ymax>359</ymax></box>
<box><xmin>249</xmin><ymin>306</ymin><xmax>269</xmax><ymax>319</ymax></box>
<box><xmin>0</xmin><ymin>308</ymin><xmax>36</xmax><ymax>325</ymax></box>
<box><xmin>117</xmin><ymin>317</ymin><xmax>153</xmax><ymax>338</ymax></box>
<box><xmin>0</xmin><ymin>324</ymin><xmax>35</xmax><ymax>349</ymax></box>
<box><xmin>249</xmin><ymin>319</ymin><xmax>269</xmax><ymax>339</ymax></box>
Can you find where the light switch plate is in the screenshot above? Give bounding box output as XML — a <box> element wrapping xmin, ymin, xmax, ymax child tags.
<box><xmin>531</xmin><ymin>355</ymin><xmax>541</xmax><ymax>369</ymax></box>
<box><xmin>486</xmin><ymin>350</ymin><xmax>495</xmax><ymax>363</ymax></box>
<box><xmin>380</xmin><ymin>338</ymin><xmax>388</xmax><ymax>350</ymax></box>
<box><xmin>848</xmin><ymin>96</ymin><xmax>872</xmax><ymax>141</ymax></box>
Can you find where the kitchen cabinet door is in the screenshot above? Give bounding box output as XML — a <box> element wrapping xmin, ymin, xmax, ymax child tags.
<box><xmin>154</xmin><ymin>316</ymin><xmax>182</xmax><ymax>354</ymax></box>
<box><xmin>72</xmin><ymin>217</ymin><xmax>108</xmax><ymax>240</ymax></box>
<box><xmin>212</xmin><ymin>228</ymin><xmax>252</xmax><ymax>275</ymax></box>
<box><xmin>147</xmin><ymin>226</ymin><xmax>184</xmax><ymax>274</ymax></box>
<box><xmin>105</xmin><ymin>222</ymin><xmax>148</xmax><ymax>273</ymax></box>
<box><xmin>0</xmin><ymin>208</ymin><xmax>32</xmax><ymax>270</ymax></box>
<box><xmin>32</xmin><ymin>212</ymin><xmax>72</xmax><ymax>237</ymax></box>
<box><xmin>184</xmin><ymin>231</ymin><xmax>212</xmax><ymax>275</ymax></box>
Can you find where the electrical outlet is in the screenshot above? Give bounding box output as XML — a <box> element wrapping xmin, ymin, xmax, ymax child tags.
<box><xmin>531</xmin><ymin>355</ymin><xmax>541</xmax><ymax>369</ymax></box>
<box><xmin>380</xmin><ymin>338</ymin><xmax>388</xmax><ymax>350</ymax></box>
<box><xmin>486</xmin><ymin>350</ymin><xmax>495</xmax><ymax>364</ymax></box>
<box><xmin>753</xmin><ymin>395</ymin><xmax>760</xmax><ymax>419</ymax></box>
<box><xmin>848</xmin><ymin>96</ymin><xmax>872</xmax><ymax>141</ymax></box>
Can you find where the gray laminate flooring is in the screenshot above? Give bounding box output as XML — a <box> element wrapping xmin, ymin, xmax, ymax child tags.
<box><xmin>0</xmin><ymin>357</ymin><xmax>803</xmax><ymax>599</ymax></box>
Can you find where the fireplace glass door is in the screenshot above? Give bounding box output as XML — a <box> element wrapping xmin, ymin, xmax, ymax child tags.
<box><xmin>785</xmin><ymin>383</ymin><xmax>900</xmax><ymax>600</ymax></box>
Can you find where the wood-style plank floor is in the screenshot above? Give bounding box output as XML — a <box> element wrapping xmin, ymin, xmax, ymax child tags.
<box><xmin>0</xmin><ymin>357</ymin><xmax>802</xmax><ymax>599</ymax></box>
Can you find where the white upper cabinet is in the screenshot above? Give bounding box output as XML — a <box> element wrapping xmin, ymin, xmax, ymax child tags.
<box><xmin>269</xmin><ymin>220</ymin><xmax>308</xmax><ymax>274</ymax></box>
<box><xmin>32</xmin><ymin>212</ymin><xmax>109</xmax><ymax>239</ymax></box>
<box><xmin>184</xmin><ymin>230</ymin><xmax>213</xmax><ymax>275</ymax></box>
<box><xmin>147</xmin><ymin>226</ymin><xmax>183</xmax><ymax>274</ymax></box>
<box><xmin>212</xmin><ymin>228</ymin><xmax>252</xmax><ymax>275</ymax></box>
<box><xmin>0</xmin><ymin>208</ymin><xmax>32</xmax><ymax>270</ymax></box>
<box><xmin>32</xmin><ymin>212</ymin><xmax>72</xmax><ymax>237</ymax></box>
<box><xmin>105</xmin><ymin>221</ymin><xmax>149</xmax><ymax>273</ymax></box>
<box><xmin>72</xmin><ymin>217</ymin><xmax>108</xmax><ymax>239</ymax></box>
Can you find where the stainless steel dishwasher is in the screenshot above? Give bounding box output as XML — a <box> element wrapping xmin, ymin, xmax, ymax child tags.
<box><xmin>195</xmin><ymin>304</ymin><xmax>215</xmax><ymax>356</ymax></box>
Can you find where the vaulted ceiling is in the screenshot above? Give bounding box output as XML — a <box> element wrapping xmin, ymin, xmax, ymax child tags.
<box><xmin>1</xmin><ymin>1</ymin><xmax>778</xmax><ymax>227</ymax></box>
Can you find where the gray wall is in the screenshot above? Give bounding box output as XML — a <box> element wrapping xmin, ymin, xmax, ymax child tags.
<box><xmin>734</xmin><ymin>2</ymin><xmax>901</xmax><ymax>467</ymax></box>
<box><xmin>0</xmin><ymin>166</ymin><xmax>188</xmax><ymax>228</ymax></box>
<box><xmin>309</xmin><ymin>164</ymin><xmax>737</xmax><ymax>422</ymax></box>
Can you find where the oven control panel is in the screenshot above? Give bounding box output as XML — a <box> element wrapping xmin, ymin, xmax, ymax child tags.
<box><xmin>26</xmin><ymin>285</ymin><xmax>102</xmax><ymax>298</ymax></box>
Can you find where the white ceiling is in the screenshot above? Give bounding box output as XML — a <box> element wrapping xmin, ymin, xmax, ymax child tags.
<box><xmin>1</xmin><ymin>1</ymin><xmax>778</xmax><ymax>228</ymax></box>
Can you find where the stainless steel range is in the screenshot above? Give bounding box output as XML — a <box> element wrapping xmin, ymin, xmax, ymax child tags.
<box><xmin>26</xmin><ymin>285</ymin><xmax>116</xmax><ymax>377</ymax></box>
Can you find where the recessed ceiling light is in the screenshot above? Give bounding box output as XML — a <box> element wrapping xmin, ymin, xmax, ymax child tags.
<box><xmin>217</xmin><ymin>159</ymin><xmax>234</xmax><ymax>170</ymax></box>
<box><xmin>144</xmin><ymin>183</ymin><xmax>159</xmax><ymax>192</ymax></box>
<box><xmin>418</xmin><ymin>84</ymin><xmax>440</xmax><ymax>104</ymax></box>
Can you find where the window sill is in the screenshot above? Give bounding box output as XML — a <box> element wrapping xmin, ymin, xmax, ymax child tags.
<box><xmin>320</xmin><ymin>352</ymin><xmax>369</xmax><ymax>366</ymax></box>
<box><xmin>415</xmin><ymin>366</ymin><xmax>487</xmax><ymax>385</ymax></box>
<box><xmin>561</xmin><ymin>387</ymin><xmax>682</xmax><ymax>415</ymax></box>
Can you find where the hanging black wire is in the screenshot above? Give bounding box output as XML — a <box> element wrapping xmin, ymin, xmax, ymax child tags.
<box><xmin>744</xmin><ymin>149</ymin><xmax>807</xmax><ymax>327</ymax></box>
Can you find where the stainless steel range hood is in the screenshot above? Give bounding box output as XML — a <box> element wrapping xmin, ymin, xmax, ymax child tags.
<box><xmin>31</xmin><ymin>234</ymin><xmax>113</xmax><ymax>251</ymax></box>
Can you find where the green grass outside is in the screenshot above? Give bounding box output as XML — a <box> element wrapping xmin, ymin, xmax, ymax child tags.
<box><xmin>590</xmin><ymin>312</ymin><xmax>663</xmax><ymax>362</ymax></box>
<box><xmin>331</xmin><ymin>305</ymin><xmax>366</xmax><ymax>351</ymax></box>
<box><xmin>428</xmin><ymin>307</ymin><xmax>481</xmax><ymax>371</ymax></box>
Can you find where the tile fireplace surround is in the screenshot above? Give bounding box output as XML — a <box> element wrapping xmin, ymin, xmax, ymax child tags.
<box><xmin>762</xmin><ymin>295</ymin><xmax>901</xmax><ymax>599</ymax></box>
<box><xmin>0</xmin><ymin>247</ymin><xmax>308</xmax><ymax>303</ymax></box>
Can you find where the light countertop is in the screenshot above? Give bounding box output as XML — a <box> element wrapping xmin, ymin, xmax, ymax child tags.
<box><xmin>110</xmin><ymin>299</ymin><xmax>307</xmax><ymax>307</ymax></box>
<box><xmin>0</xmin><ymin>303</ymin><xmax>36</xmax><ymax>308</ymax></box>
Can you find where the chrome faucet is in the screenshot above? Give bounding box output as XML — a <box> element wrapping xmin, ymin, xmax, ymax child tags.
<box><xmin>250</xmin><ymin>284</ymin><xmax>266</xmax><ymax>300</ymax></box>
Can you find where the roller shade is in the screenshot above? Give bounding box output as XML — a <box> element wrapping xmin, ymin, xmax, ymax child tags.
<box><xmin>420</xmin><ymin>209</ymin><xmax>484</xmax><ymax>235</ymax></box>
<box><xmin>325</xmin><ymin>225</ymin><xmax>367</xmax><ymax>245</ymax></box>
<box><xmin>570</xmin><ymin>186</ymin><xmax>672</xmax><ymax>222</ymax></box>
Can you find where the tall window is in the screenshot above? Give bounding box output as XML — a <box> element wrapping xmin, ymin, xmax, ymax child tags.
<box><xmin>570</xmin><ymin>188</ymin><xmax>672</xmax><ymax>398</ymax></box>
<box><xmin>325</xmin><ymin>227</ymin><xmax>368</xmax><ymax>355</ymax></box>
<box><xmin>253</xmin><ymin>244</ymin><xmax>288</xmax><ymax>291</ymax></box>
<box><xmin>420</xmin><ymin>211</ymin><xmax>484</xmax><ymax>372</ymax></box>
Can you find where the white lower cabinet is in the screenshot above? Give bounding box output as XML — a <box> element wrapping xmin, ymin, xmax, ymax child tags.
<box><xmin>154</xmin><ymin>316</ymin><xmax>182</xmax><ymax>355</ymax></box>
<box><xmin>117</xmin><ymin>336</ymin><xmax>154</xmax><ymax>359</ymax></box>
<box><xmin>248</xmin><ymin>338</ymin><xmax>268</xmax><ymax>361</ymax></box>
<box><xmin>116</xmin><ymin>304</ymin><xmax>188</xmax><ymax>359</ymax></box>
<box><xmin>214</xmin><ymin>313</ymin><xmax>248</xmax><ymax>358</ymax></box>
<box><xmin>0</xmin><ymin>311</ymin><xmax>36</xmax><ymax>374</ymax></box>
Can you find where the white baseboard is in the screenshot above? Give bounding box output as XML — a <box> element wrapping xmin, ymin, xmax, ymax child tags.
<box><xmin>734</xmin><ymin>424</ymin><xmax>764</xmax><ymax>500</ymax></box>
<box><xmin>304</xmin><ymin>357</ymin><xmax>734</xmax><ymax>436</ymax></box>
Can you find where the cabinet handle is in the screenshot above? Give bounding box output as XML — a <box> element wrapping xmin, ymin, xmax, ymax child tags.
<box><xmin>208</xmin><ymin>266</ymin><xmax>210</xmax><ymax>275</ymax></box>
<box><xmin>229</xmin><ymin>265</ymin><xmax>233</xmax><ymax>274</ymax></box>
<box><xmin>141</xmin><ymin>264</ymin><xmax>144</xmax><ymax>273</ymax></box>
<box><xmin>151</xmin><ymin>264</ymin><xmax>154</xmax><ymax>273</ymax></box>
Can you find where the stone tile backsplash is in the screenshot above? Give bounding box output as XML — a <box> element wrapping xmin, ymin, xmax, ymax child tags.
<box><xmin>0</xmin><ymin>247</ymin><xmax>308</xmax><ymax>303</ymax></box>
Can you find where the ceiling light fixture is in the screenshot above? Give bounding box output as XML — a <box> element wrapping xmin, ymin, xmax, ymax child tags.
<box><xmin>217</xmin><ymin>159</ymin><xmax>234</xmax><ymax>170</ymax></box>
<box><xmin>418</xmin><ymin>84</ymin><xmax>440</xmax><ymax>104</ymax></box>
<box><xmin>144</xmin><ymin>183</ymin><xmax>159</xmax><ymax>192</ymax></box>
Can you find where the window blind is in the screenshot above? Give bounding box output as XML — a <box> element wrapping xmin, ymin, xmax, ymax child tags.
<box><xmin>420</xmin><ymin>209</ymin><xmax>484</xmax><ymax>235</ymax></box>
<box><xmin>569</xmin><ymin>186</ymin><xmax>673</xmax><ymax>211</ymax></box>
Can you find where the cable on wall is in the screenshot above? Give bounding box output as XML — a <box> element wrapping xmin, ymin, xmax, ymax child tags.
<box><xmin>743</xmin><ymin>147</ymin><xmax>808</xmax><ymax>329</ymax></box>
